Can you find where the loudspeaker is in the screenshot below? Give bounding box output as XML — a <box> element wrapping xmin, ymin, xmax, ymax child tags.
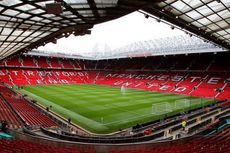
<box><xmin>46</xmin><ymin>3</ymin><xmax>63</xmax><ymax>14</ymax></box>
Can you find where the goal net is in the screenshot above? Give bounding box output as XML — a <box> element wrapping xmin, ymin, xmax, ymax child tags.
<box><xmin>152</xmin><ymin>102</ymin><xmax>173</xmax><ymax>115</ymax></box>
<box><xmin>174</xmin><ymin>99</ymin><xmax>190</xmax><ymax>109</ymax></box>
<box><xmin>121</xmin><ymin>82</ymin><xmax>128</xmax><ymax>95</ymax></box>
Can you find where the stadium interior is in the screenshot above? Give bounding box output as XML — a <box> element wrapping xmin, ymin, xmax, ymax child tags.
<box><xmin>0</xmin><ymin>0</ymin><xmax>230</xmax><ymax>153</ymax></box>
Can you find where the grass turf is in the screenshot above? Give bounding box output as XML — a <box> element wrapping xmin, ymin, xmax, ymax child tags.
<box><xmin>19</xmin><ymin>84</ymin><xmax>217</xmax><ymax>134</ymax></box>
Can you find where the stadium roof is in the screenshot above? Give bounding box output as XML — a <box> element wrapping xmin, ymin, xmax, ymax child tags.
<box><xmin>0</xmin><ymin>0</ymin><xmax>230</xmax><ymax>60</ymax></box>
<box><xmin>29</xmin><ymin>35</ymin><xmax>226</xmax><ymax>60</ymax></box>
<box><xmin>143</xmin><ymin>0</ymin><xmax>230</xmax><ymax>51</ymax></box>
<box><xmin>0</xmin><ymin>0</ymin><xmax>143</xmax><ymax>60</ymax></box>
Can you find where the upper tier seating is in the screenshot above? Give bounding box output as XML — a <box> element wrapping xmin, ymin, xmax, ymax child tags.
<box><xmin>189</xmin><ymin>56</ymin><xmax>211</xmax><ymax>71</ymax></box>
<box><xmin>73</xmin><ymin>60</ymin><xmax>83</xmax><ymax>69</ymax></box>
<box><xmin>208</xmin><ymin>55</ymin><xmax>230</xmax><ymax>72</ymax></box>
<box><xmin>49</xmin><ymin>58</ymin><xmax>62</xmax><ymax>68</ymax></box>
<box><xmin>1</xmin><ymin>52</ymin><xmax>230</xmax><ymax>72</ymax></box>
<box><xmin>60</xmin><ymin>59</ymin><xmax>75</xmax><ymax>69</ymax></box>
<box><xmin>5</xmin><ymin>57</ymin><xmax>21</xmax><ymax>67</ymax></box>
<box><xmin>37</xmin><ymin>57</ymin><xmax>50</xmax><ymax>68</ymax></box>
<box><xmin>21</xmin><ymin>56</ymin><xmax>37</xmax><ymax>67</ymax></box>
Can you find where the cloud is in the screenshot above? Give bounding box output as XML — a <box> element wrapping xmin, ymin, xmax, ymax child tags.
<box><xmin>37</xmin><ymin>11</ymin><xmax>184</xmax><ymax>55</ymax></box>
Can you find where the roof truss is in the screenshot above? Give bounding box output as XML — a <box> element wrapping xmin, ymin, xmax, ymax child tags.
<box><xmin>143</xmin><ymin>0</ymin><xmax>230</xmax><ymax>50</ymax></box>
<box><xmin>1</xmin><ymin>0</ymin><xmax>229</xmax><ymax>60</ymax></box>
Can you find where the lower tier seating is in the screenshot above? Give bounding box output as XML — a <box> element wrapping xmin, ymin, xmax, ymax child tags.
<box><xmin>0</xmin><ymin>96</ymin><xmax>21</xmax><ymax>129</ymax></box>
<box><xmin>0</xmin><ymin>86</ymin><xmax>57</xmax><ymax>128</ymax></box>
<box><xmin>4</xmin><ymin>97</ymin><xmax>57</xmax><ymax>128</ymax></box>
<box><xmin>0</xmin><ymin>139</ymin><xmax>95</xmax><ymax>153</ymax></box>
<box><xmin>0</xmin><ymin>68</ymin><xmax>229</xmax><ymax>100</ymax></box>
<box><xmin>96</xmin><ymin>72</ymin><xmax>230</xmax><ymax>100</ymax></box>
<box><xmin>109</xmin><ymin>125</ymin><xmax>230</xmax><ymax>153</ymax></box>
<box><xmin>0</xmin><ymin>125</ymin><xmax>229</xmax><ymax>153</ymax></box>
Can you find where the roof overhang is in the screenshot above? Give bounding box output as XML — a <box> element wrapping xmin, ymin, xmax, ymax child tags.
<box><xmin>1</xmin><ymin>0</ymin><xmax>161</xmax><ymax>60</ymax></box>
<box><xmin>1</xmin><ymin>0</ymin><xmax>230</xmax><ymax>60</ymax></box>
<box><xmin>143</xmin><ymin>0</ymin><xmax>230</xmax><ymax>50</ymax></box>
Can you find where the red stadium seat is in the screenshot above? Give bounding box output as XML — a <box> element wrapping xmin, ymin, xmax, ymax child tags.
<box><xmin>0</xmin><ymin>54</ymin><xmax>229</xmax><ymax>100</ymax></box>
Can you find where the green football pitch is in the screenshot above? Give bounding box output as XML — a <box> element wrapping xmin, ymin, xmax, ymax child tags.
<box><xmin>19</xmin><ymin>84</ymin><xmax>217</xmax><ymax>134</ymax></box>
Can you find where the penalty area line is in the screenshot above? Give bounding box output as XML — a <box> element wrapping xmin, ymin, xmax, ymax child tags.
<box><xmin>101</xmin><ymin>112</ymin><xmax>156</xmax><ymax>126</ymax></box>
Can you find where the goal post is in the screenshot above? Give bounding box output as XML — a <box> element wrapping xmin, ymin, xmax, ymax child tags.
<box><xmin>174</xmin><ymin>99</ymin><xmax>191</xmax><ymax>109</ymax></box>
<box><xmin>121</xmin><ymin>85</ymin><xmax>126</xmax><ymax>94</ymax></box>
<box><xmin>121</xmin><ymin>82</ymin><xmax>128</xmax><ymax>95</ymax></box>
<box><xmin>152</xmin><ymin>102</ymin><xmax>173</xmax><ymax>115</ymax></box>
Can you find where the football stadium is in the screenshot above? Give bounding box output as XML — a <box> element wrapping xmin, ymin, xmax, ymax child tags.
<box><xmin>0</xmin><ymin>0</ymin><xmax>230</xmax><ymax>153</ymax></box>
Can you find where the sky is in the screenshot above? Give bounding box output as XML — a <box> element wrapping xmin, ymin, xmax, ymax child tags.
<box><xmin>37</xmin><ymin>11</ymin><xmax>185</xmax><ymax>55</ymax></box>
